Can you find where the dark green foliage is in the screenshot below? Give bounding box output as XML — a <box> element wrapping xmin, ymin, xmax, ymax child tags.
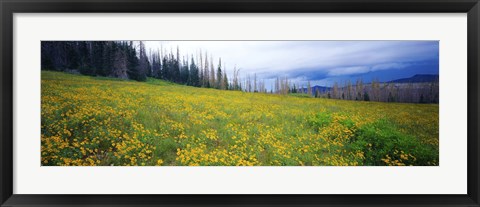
<box><xmin>388</xmin><ymin>92</ymin><xmax>395</xmax><ymax>102</ymax></box>
<box><xmin>217</xmin><ymin>58</ymin><xmax>222</xmax><ymax>89</ymax></box>
<box><xmin>363</xmin><ymin>92</ymin><xmax>370</xmax><ymax>101</ymax></box>
<box><xmin>126</xmin><ymin>42</ymin><xmax>145</xmax><ymax>81</ymax></box>
<box><xmin>162</xmin><ymin>54</ymin><xmax>178</xmax><ymax>82</ymax></box>
<box><xmin>180</xmin><ymin>58</ymin><xmax>190</xmax><ymax>84</ymax></box>
<box><xmin>42</xmin><ymin>41</ymin><xmax>142</xmax><ymax>80</ymax></box>
<box><xmin>188</xmin><ymin>57</ymin><xmax>200</xmax><ymax>87</ymax></box>
<box><xmin>308</xmin><ymin>113</ymin><xmax>332</xmax><ymax>130</ymax></box>
<box><xmin>338</xmin><ymin>117</ymin><xmax>355</xmax><ymax>129</ymax></box>
<box><xmin>223</xmin><ymin>71</ymin><xmax>229</xmax><ymax>90</ymax></box>
<box><xmin>41</xmin><ymin>41</ymin><xmax>70</xmax><ymax>70</ymax></box>
<box><xmin>41</xmin><ymin>42</ymin><xmax>55</xmax><ymax>70</ymax></box>
<box><xmin>77</xmin><ymin>41</ymin><xmax>93</xmax><ymax>75</ymax></box>
<box><xmin>65</xmin><ymin>41</ymin><xmax>79</xmax><ymax>69</ymax></box>
<box><xmin>289</xmin><ymin>93</ymin><xmax>312</xmax><ymax>98</ymax></box>
<box><xmin>101</xmin><ymin>42</ymin><xmax>115</xmax><ymax>76</ymax></box>
<box><xmin>172</xmin><ymin>57</ymin><xmax>180</xmax><ymax>83</ymax></box>
<box><xmin>348</xmin><ymin>119</ymin><xmax>438</xmax><ymax>166</ymax></box>
<box><xmin>136</xmin><ymin>41</ymin><xmax>150</xmax><ymax>81</ymax></box>
<box><xmin>92</xmin><ymin>41</ymin><xmax>105</xmax><ymax>75</ymax></box>
<box><xmin>419</xmin><ymin>94</ymin><xmax>427</xmax><ymax>103</ymax></box>
<box><xmin>151</xmin><ymin>53</ymin><xmax>162</xmax><ymax>79</ymax></box>
<box><xmin>160</xmin><ymin>57</ymin><xmax>168</xmax><ymax>79</ymax></box>
<box><xmin>155</xmin><ymin>138</ymin><xmax>178</xmax><ymax>165</ymax></box>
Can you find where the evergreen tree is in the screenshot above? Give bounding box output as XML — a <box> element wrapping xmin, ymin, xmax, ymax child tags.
<box><xmin>210</xmin><ymin>56</ymin><xmax>216</xmax><ymax>88</ymax></box>
<box><xmin>101</xmin><ymin>41</ymin><xmax>114</xmax><ymax>76</ymax></box>
<box><xmin>126</xmin><ymin>41</ymin><xmax>143</xmax><ymax>81</ymax></box>
<box><xmin>92</xmin><ymin>41</ymin><xmax>106</xmax><ymax>75</ymax></box>
<box><xmin>137</xmin><ymin>41</ymin><xmax>149</xmax><ymax>81</ymax></box>
<box><xmin>41</xmin><ymin>41</ymin><xmax>54</xmax><ymax>70</ymax></box>
<box><xmin>161</xmin><ymin>56</ymin><xmax>168</xmax><ymax>80</ymax></box>
<box><xmin>223</xmin><ymin>67</ymin><xmax>229</xmax><ymax>90</ymax></box>
<box><xmin>173</xmin><ymin>46</ymin><xmax>181</xmax><ymax>83</ymax></box>
<box><xmin>189</xmin><ymin>56</ymin><xmax>199</xmax><ymax>86</ymax></box>
<box><xmin>419</xmin><ymin>94</ymin><xmax>426</xmax><ymax>103</ymax></box>
<box><xmin>364</xmin><ymin>92</ymin><xmax>370</xmax><ymax>101</ymax></box>
<box><xmin>217</xmin><ymin>58</ymin><xmax>223</xmax><ymax>89</ymax></box>
<box><xmin>388</xmin><ymin>92</ymin><xmax>395</xmax><ymax>102</ymax></box>
<box><xmin>180</xmin><ymin>57</ymin><xmax>189</xmax><ymax>84</ymax></box>
<box><xmin>78</xmin><ymin>41</ymin><xmax>94</xmax><ymax>75</ymax></box>
<box><xmin>65</xmin><ymin>41</ymin><xmax>79</xmax><ymax>69</ymax></box>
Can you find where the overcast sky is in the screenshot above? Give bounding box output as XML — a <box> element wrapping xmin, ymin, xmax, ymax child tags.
<box><xmin>144</xmin><ymin>41</ymin><xmax>439</xmax><ymax>87</ymax></box>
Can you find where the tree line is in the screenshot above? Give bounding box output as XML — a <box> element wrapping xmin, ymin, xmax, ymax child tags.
<box><xmin>234</xmin><ymin>74</ymin><xmax>438</xmax><ymax>104</ymax></box>
<box><xmin>319</xmin><ymin>79</ymin><xmax>439</xmax><ymax>103</ymax></box>
<box><xmin>42</xmin><ymin>41</ymin><xmax>144</xmax><ymax>80</ymax></box>
<box><xmin>41</xmin><ymin>41</ymin><xmax>239</xmax><ymax>90</ymax></box>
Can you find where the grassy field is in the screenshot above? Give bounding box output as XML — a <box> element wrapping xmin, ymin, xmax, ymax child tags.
<box><xmin>41</xmin><ymin>71</ymin><xmax>439</xmax><ymax>166</ymax></box>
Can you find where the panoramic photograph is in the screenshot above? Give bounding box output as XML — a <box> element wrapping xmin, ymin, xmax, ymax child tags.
<box><xmin>41</xmin><ymin>40</ymin><xmax>439</xmax><ymax>166</ymax></box>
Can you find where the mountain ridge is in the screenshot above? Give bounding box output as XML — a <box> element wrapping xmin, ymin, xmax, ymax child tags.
<box><xmin>387</xmin><ymin>74</ymin><xmax>439</xmax><ymax>83</ymax></box>
<box><xmin>299</xmin><ymin>74</ymin><xmax>439</xmax><ymax>93</ymax></box>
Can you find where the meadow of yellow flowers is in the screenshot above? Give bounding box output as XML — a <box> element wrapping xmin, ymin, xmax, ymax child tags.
<box><xmin>41</xmin><ymin>71</ymin><xmax>439</xmax><ymax>166</ymax></box>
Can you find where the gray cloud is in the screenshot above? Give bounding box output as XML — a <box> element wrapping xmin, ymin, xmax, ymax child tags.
<box><xmin>144</xmin><ymin>40</ymin><xmax>438</xmax><ymax>81</ymax></box>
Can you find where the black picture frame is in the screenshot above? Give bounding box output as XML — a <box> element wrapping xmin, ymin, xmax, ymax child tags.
<box><xmin>1</xmin><ymin>0</ymin><xmax>479</xmax><ymax>206</ymax></box>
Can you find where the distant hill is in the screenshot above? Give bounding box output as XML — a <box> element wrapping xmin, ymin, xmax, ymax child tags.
<box><xmin>388</xmin><ymin>74</ymin><xmax>439</xmax><ymax>83</ymax></box>
<box><xmin>312</xmin><ymin>85</ymin><xmax>331</xmax><ymax>93</ymax></box>
<box><xmin>298</xmin><ymin>85</ymin><xmax>331</xmax><ymax>94</ymax></box>
<box><xmin>298</xmin><ymin>74</ymin><xmax>439</xmax><ymax>94</ymax></box>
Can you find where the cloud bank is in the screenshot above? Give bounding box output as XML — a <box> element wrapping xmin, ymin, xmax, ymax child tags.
<box><xmin>144</xmin><ymin>40</ymin><xmax>439</xmax><ymax>86</ymax></box>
